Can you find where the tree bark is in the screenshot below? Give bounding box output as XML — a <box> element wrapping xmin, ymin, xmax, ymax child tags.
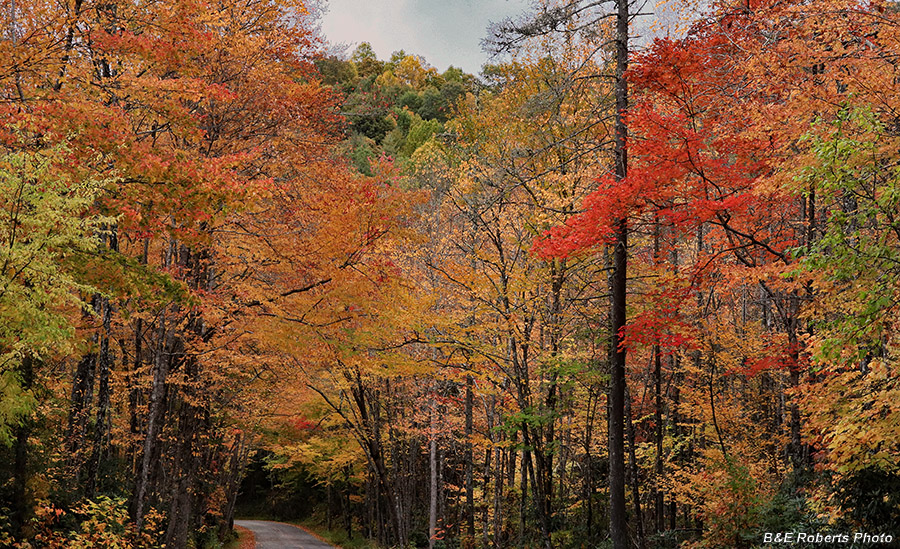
<box><xmin>493</xmin><ymin>441</ymin><xmax>503</xmax><ymax>547</ymax></box>
<box><xmin>625</xmin><ymin>389</ymin><xmax>646</xmax><ymax>549</ymax></box>
<box><xmin>86</xmin><ymin>297</ymin><xmax>113</xmax><ymax>498</ymax></box>
<box><xmin>429</xmin><ymin>403</ymin><xmax>438</xmax><ymax>549</ymax></box>
<box><xmin>11</xmin><ymin>354</ymin><xmax>34</xmax><ymax>540</ymax></box>
<box><xmin>652</xmin><ymin>222</ymin><xmax>665</xmax><ymax>534</ymax></box>
<box><xmin>465</xmin><ymin>375</ymin><xmax>475</xmax><ymax>539</ymax></box>
<box><xmin>482</xmin><ymin>447</ymin><xmax>491</xmax><ymax>547</ymax></box>
<box><xmin>67</xmin><ymin>296</ymin><xmax>99</xmax><ymax>484</ymax></box>
<box><xmin>519</xmin><ymin>449</ymin><xmax>530</xmax><ymax>546</ymax></box>
<box><xmin>220</xmin><ymin>434</ymin><xmax>248</xmax><ymax>540</ymax></box>
<box><xmin>654</xmin><ymin>345</ymin><xmax>664</xmax><ymax>533</ymax></box>
<box><xmin>132</xmin><ymin>307</ymin><xmax>171</xmax><ymax>528</ymax></box>
<box><xmin>609</xmin><ymin>0</ymin><xmax>629</xmax><ymax>544</ymax></box>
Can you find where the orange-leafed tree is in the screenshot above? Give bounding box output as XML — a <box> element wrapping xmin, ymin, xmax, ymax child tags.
<box><xmin>0</xmin><ymin>0</ymin><xmax>420</xmax><ymax>544</ymax></box>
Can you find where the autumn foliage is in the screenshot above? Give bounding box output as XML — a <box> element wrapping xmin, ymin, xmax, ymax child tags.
<box><xmin>1</xmin><ymin>0</ymin><xmax>900</xmax><ymax>546</ymax></box>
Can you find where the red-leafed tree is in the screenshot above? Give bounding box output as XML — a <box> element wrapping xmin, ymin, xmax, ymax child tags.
<box><xmin>535</xmin><ymin>2</ymin><xmax>815</xmax><ymax>544</ymax></box>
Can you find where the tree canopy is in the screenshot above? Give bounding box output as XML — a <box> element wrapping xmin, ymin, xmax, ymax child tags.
<box><xmin>1</xmin><ymin>0</ymin><xmax>899</xmax><ymax>547</ymax></box>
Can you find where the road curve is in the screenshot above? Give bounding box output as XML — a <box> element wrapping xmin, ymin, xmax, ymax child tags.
<box><xmin>234</xmin><ymin>520</ymin><xmax>334</xmax><ymax>549</ymax></box>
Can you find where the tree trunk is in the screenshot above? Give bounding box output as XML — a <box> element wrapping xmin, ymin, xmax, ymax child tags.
<box><xmin>653</xmin><ymin>223</ymin><xmax>665</xmax><ymax>533</ymax></box>
<box><xmin>493</xmin><ymin>443</ymin><xmax>503</xmax><ymax>547</ymax></box>
<box><xmin>482</xmin><ymin>447</ymin><xmax>491</xmax><ymax>547</ymax></box>
<box><xmin>625</xmin><ymin>389</ymin><xmax>646</xmax><ymax>549</ymax></box>
<box><xmin>220</xmin><ymin>434</ymin><xmax>248</xmax><ymax>541</ymax></box>
<box><xmin>465</xmin><ymin>375</ymin><xmax>475</xmax><ymax>539</ymax></box>
<box><xmin>609</xmin><ymin>0</ymin><xmax>629</xmax><ymax>542</ymax></box>
<box><xmin>11</xmin><ymin>354</ymin><xmax>34</xmax><ymax>540</ymax></box>
<box><xmin>67</xmin><ymin>297</ymin><xmax>99</xmax><ymax>485</ymax></box>
<box><xmin>519</xmin><ymin>449</ymin><xmax>530</xmax><ymax>547</ymax></box>
<box><xmin>429</xmin><ymin>404</ymin><xmax>438</xmax><ymax>549</ymax></box>
<box><xmin>133</xmin><ymin>307</ymin><xmax>171</xmax><ymax>528</ymax></box>
<box><xmin>164</xmin><ymin>388</ymin><xmax>204</xmax><ymax>548</ymax></box>
<box><xmin>654</xmin><ymin>345</ymin><xmax>664</xmax><ymax>533</ymax></box>
<box><xmin>669</xmin><ymin>355</ymin><xmax>680</xmax><ymax>533</ymax></box>
<box><xmin>86</xmin><ymin>297</ymin><xmax>113</xmax><ymax>498</ymax></box>
<box><xmin>341</xmin><ymin>466</ymin><xmax>353</xmax><ymax>540</ymax></box>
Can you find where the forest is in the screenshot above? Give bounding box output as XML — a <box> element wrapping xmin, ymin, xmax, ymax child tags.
<box><xmin>0</xmin><ymin>0</ymin><xmax>898</xmax><ymax>547</ymax></box>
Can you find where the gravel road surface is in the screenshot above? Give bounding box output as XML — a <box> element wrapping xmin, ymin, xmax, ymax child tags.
<box><xmin>234</xmin><ymin>520</ymin><xmax>334</xmax><ymax>549</ymax></box>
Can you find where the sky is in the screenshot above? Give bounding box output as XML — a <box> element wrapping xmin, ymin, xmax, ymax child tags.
<box><xmin>319</xmin><ymin>0</ymin><xmax>684</xmax><ymax>76</ymax></box>
<box><xmin>320</xmin><ymin>0</ymin><xmax>534</xmax><ymax>74</ymax></box>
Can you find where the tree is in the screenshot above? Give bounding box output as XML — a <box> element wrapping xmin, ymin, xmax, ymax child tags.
<box><xmin>491</xmin><ymin>0</ymin><xmax>635</xmax><ymax>546</ymax></box>
<box><xmin>0</xmin><ymin>0</ymin><xmax>381</xmax><ymax>543</ymax></box>
<box><xmin>608</xmin><ymin>0</ymin><xmax>629</xmax><ymax>545</ymax></box>
<box><xmin>0</xmin><ymin>148</ymin><xmax>105</xmax><ymax>535</ymax></box>
<box><xmin>352</xmin><ymin>42</ymin><xmax>384</xmax><ymax>79</ymax></box>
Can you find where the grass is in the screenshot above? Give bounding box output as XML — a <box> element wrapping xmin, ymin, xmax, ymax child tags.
<box><xmin>296</xmin><ymin>517</ymin><xmax>376</xmax><ymax>549</ymax></box>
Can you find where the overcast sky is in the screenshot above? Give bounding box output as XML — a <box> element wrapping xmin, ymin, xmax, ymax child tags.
<box><xmin>319</xmin><ymin>0</ymin><xmax>683</xmax><ymax>75</ymax></box>
<box><xmin>320</xmin><ymin>0</ymin><xmax>533</xmax><ymax>74</ymax></box>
